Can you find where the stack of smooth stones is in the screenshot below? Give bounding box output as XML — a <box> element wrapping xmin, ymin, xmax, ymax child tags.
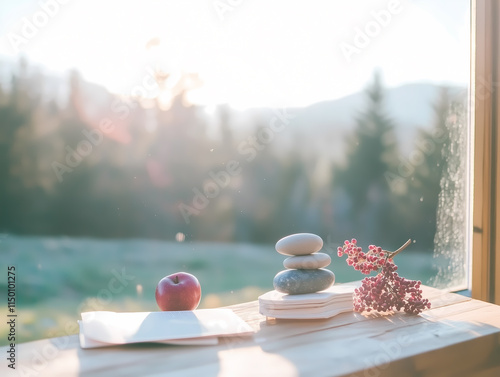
<box><xmin>258</xmin><ymin>233</ymin><xmax>358</xmax><ymax>319</ymax></box>
<box><xmin>273</xmin><ymin>233</ymin><xmax>334</xmax><ymax>294</ymax></box>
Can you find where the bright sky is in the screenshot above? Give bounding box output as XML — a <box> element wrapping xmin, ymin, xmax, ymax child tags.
<box><xmin>0</xmin><ymin>0</ymin><xmax>470</xmax><ymax>109</ymax></box>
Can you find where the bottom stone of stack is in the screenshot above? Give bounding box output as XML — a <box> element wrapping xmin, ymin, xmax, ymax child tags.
<box><xmin>273</xmin><ymin>268</ymin><xmax>335</xmax><ymax>295</ymax></box>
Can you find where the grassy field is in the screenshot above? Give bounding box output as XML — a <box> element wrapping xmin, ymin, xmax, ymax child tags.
<box><xmin>0</xmin><ymin>235</ymin><xmax>437</xmax><ymax>345</ymax></box>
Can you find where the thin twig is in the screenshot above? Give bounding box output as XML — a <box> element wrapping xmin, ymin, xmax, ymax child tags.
<box><xmin>386</xmin><ymin>239</ymin><xmax>412</xmax><ymax>259</ymax></box>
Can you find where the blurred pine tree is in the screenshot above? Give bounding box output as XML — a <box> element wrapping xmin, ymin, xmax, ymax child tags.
<box><xmin>332</xmin><ymin>71</ymin><xmax>399</xmax><ymax>246</ymax></box>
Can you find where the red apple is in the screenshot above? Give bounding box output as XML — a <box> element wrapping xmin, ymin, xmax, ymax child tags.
<box><xmin>155</xmin><ymin>272</ymin><xmax>202</xmax><ymax>311</ymax></box>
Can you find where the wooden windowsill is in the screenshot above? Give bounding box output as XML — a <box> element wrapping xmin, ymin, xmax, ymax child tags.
<box><xmin>3</xmin><ymin>284</ymin><xmax>500</xmax><ymax>376</ymax></box>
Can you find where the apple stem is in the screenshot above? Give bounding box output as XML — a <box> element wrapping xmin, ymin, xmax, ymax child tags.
<box><xmin>173</xmin><ymin>275</ymin><xmax>179</xmax><ymax>284</ymax></box>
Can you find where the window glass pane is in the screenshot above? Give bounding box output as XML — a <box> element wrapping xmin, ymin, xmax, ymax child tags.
<box><xmin>0</xmin><ymin>0</ymin><xmax>470</xmax><ymax>344</ymax></box>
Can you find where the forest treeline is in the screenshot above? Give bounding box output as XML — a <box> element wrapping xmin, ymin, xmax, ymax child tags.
<box><xmin>0</xmin><ymin>60</ymin><xmax>466</xmax><ymax>250</ymax></box>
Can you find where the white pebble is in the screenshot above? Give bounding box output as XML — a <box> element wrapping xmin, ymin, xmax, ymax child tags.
<box><xmin>283</xmin><ymin>253</ymin><xmax>331</xmax><ymax>269</ymax></box>
<box><xmin>276</xmin><ymin>233</ymin><xmax>323</xmax><ymax>256</ymax></box>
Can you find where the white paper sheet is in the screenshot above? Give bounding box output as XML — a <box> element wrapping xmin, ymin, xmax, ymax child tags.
<box><xmin>79</xmin><ymin>309</ymin><xmax>254</xmax><ymax>349</ymax></box>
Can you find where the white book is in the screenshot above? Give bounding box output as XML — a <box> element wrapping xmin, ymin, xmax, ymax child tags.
<box><xmin>259</xmin><ymin>305</ymin><xmax>353</xmax><ymax>319</ymax></box>
<box><xmin>78</xmin><ymin>309</ymin><xmax>254</xmax><ymax>349</ymax></box>
<box><xmin>258</xmin><ymin>282</ymin><xmax>359</xmax><ymax>319</ymax></box>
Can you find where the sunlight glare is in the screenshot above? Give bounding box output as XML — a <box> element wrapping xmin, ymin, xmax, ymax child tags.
<box><xmin>0</xmin><ymin>0</ymin><xmax>470</xmax><ymax>108</ymax></box>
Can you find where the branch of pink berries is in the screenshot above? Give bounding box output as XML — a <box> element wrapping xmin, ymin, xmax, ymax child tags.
<box><xmin>337</xmin><ymin>238</ymin><xmax>431</xmax><ymax>315</ymax></box>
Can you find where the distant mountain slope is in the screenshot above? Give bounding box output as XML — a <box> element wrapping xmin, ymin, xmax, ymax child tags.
<box><xmin>301</xmin><ymin>83</ymin><xmax>465</xmax><ymax>129</ymax></box>
<box><xmin>0</xmin><ymin>57</ymin><xmax>466</xmax><ymax>160</ymax></box>
<box><xmin>230</xmin><ymin>82</ymin><xmax>466</xmax><ymax>161</ymax></box>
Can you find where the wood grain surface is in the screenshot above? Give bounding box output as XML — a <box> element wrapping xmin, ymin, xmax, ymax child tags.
<box><xmin>3</xmin><ymin>284</ymin><xmax>500</xmax><ymax>377</ymax></box>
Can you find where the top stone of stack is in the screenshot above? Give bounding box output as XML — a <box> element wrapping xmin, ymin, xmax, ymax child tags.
<box><xmin>275</xmin><ymin>233</ymin><xmax>323</xmax><ymax>256</ymax></box>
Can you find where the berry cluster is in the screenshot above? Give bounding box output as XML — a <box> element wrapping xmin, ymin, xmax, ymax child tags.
<box><xmin>337</xmin><ymin>239</ymin><xmax>388</xmax><ymax>274</ymax></box>
<box><xmin>337</xmin><ymin>239</ymin><xmax>431</xmax><ymax>315</ymax></box>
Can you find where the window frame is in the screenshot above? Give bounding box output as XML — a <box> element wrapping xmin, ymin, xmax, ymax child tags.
<box><xmin>471</xmin><ymin>0</ymin><xmax>500</xmax><ymax>304</ymax></box>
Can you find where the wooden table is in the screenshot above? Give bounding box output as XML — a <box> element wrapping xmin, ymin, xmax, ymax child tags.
<box><xmin>4</xmin><ymin>284</ymin><xmax>500</xmax><ymax>376</ymax></box>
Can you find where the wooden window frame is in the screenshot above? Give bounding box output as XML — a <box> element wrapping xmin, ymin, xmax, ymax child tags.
<box><xmin>472</xmin><ymin>0</ymin><xmax>500</xmax><ymax>304</ymax></box>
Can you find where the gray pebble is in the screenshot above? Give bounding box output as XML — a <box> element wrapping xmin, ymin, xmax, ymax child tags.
<box><xmin>273</xmin><ymin>268</ymin><xmax>335</xmax><ymax>295</ymax></box>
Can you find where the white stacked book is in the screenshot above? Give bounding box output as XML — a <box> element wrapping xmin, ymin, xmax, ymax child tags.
<box><xmin>258</xmin><ymin>282</ymin><xmax>359</xmax><ymax>319</ymax></box>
